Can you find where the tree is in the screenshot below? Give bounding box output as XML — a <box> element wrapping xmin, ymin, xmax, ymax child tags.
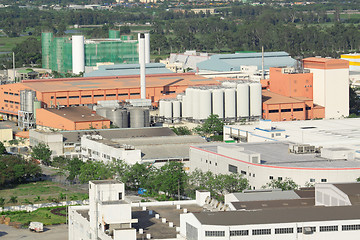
<box><xmin>194</xmin><ymin>114</ymin><xmax>224</xmax><ymax>138</ymax></box>
<box><xmin>356</xmin><ymin>177</ymin><xmax>360</xmax><ymax>182</ymax></box>
<box><xmin>156</xmin><ymin>161</ymin><xmax>187</xmax><ymax>198</ymax></box>
<box><xmin>0</xmin><ymin>142</ymin><xmax>6</xmax><ymax>154</ymax></box>
<box><xmin>78</xmin><ymin>161</ymin><xmax>113</xmax><ymax>184</ymax></box>
<box><xmin>66</xmin><ymin>158</ymin><xmax>85</xmax><ymax>181</ymax></box>
<box><xmin>262</xmin><ymin>178</ymin><xmax>299</xmax><ymax>190</ymax></box>
<box><xmin>120</xmin><ymin>26</ymin><xmax>131</xmax><ymax>35</ymax></box>
<box><xmin>31</xmin><ymin>143</ymin><xmax>52</xmax><ymax>166</ymax></box>
<box><xmin>9</xmin><ymin>196</ymin><xmax>18</xmax><ymax>204</ymax></box>
<box><xmin>0</xmin><ymin>197</ymin><xmax>5</xmax><ymax>208</ymax></box>
<box><xmin>349</xmin><ymin>87</ymin><xmax>360</xmax><ymax>115</ymax></box>
<box><xmin>170</xmin><ymin>126</ymin><xmax>192</xmax><ymax>135</ymax></box>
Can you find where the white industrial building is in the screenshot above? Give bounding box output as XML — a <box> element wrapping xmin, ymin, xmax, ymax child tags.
<box><xmin>159</xmin><ymin>81</ymin><xmax>262</xmax><ymax>122</ymax></box>
<box><xmin>303</xmin><ymin>57</ymin><xmax>349</xmax><ymax>119</ymax></box>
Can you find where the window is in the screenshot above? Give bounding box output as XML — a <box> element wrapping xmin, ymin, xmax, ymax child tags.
<box><xmin>4</xmin><ymin>92</ymin><xmax>8</xmax><ymax>94</ymax></box>
<box><xmin>56</xmin><ymin>96</ymin><xmax>67</xmax><ymax>99</ymax></box>
<box><xmin>281</xmin><ymin>109</ymin><xmax>291</xmax><ymax>112</ymax></box>
<box><xmin>81</xmin><ymin>95</ymin><xmax>91</xmax><ymax>98</ymax></box>
<box><xmin>306</xmin><ymin>106</ymin><xmax>311</xmax><ymax>110</ymax></box>
<box><xmin>9</xmin><ymin>92</ymin><xmax>13</xmax><ymax>95</ymax></box>
<box><xmin>310</xmin><ymin>178</ymin><xmax>315</xmax><ymax>182</ymax></box>
<box><xmin>276</xmin><ymin>133</ymin><xmax>281</xmax><ymax>136</ymax></box>
<box><xmin>130</xmin><ymin>93</ymin><xmax>140</xmax><ymax>96</ymax></box>
<box><xmin>321</xmin><ymin>179</ymin><xmax>327</xmax><ymax>182</ymax></box>
<box><xmin>342</xmin><ymin>224</ymin><xmax>360</xmax><ymax>231</ymax></box>
<box><xmin>275</xmin><ymin>228</ymin><xmax>293</xmax><ymax>234</ymax></box>
<box><xmin>106</xmin><ymin>94</ymin><xmax>116</xmax><ymax>97</ymax></box>
<box><xmin>118</xmin><ymin>93</ymin><xmax>128</xmax><ymax>96</ymax></box>
<box><xmin>230</xmin><ymin>230</ymin><xmax>248</xmax><ymax>236</ymax></box>
<box><xmin>297</xmin><ymin>227</ymin><xmax>303</xmax><ymax>233</ymax></box>
<box><xmin>278</xmin><ymin>177</ymin><xmax>283</xmax><ymax>181</ymax></box>
<box><xmin>94</xmin><ymin>94</ymin><xmax>104</xmax><ymax>98</ymax></box>
<box><xmin>9</xmin><ymin>101</ymin><xmax>13</xmax><ymax>103</ymax></box>
<box><xmin>118</xmin><ymin>192</ymin><xmax>123</xmax><ymax>200</ymax></box>
<box><xmin>215</xmin><ymin>163</ymin><xmax>217</xmax><ymax>166</ymax></box>
<box><xmin>320</xmin><ymin>226</ymin><xmax>338</xmax><ymax>232</ymax></box>
<box><xmin>269</xmin><ymin>109</ymin><xmax>279</xmax><ymax>113</ymax></box>
<box><xmin>51</xmin><ymin>96</ymin><xmax>54</xmax><ymax>99</ymax></box>
<box><xmin>241</xmin><ymin>170</ymin><xmax>247</xmax><ymax>175</ymax></box>
<box><xmin>269</xmin><ymin>176</ymin><xmax>273</xmax><ymax>180</ymax></box>
<box><xmin>4</xmin><ymin>100</ymin><xmax>8</xmax><ymax>103</ymax></box>
<box><xmin>293</xmin><ymin>108</ymin><xmax>303</xmax><ymax>112</ymax></box>
<box><xmin>252</xmin><ymin>229</ymin><xmax>271</xmax><ymax>235</ymax></box>
<box><xmin>69</xmin><ymin>96</ymin><xmax>79</xmax><ymax>99</ymax></box>
<box><xmin>205</xmin><ymin>231</ymin><xmax>225</xmax><ymax>237</ymax></box>
<box><xmin>14</xmin><ymin>93</ymin><xmax>18</xmax><ymax>96</ymax></box>
<box><xmin>229</xmin><ymin>164</ymin><xmax>238</xmax><ymax>173</ymax></box>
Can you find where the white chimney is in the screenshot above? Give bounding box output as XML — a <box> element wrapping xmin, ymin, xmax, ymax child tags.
<box><xmin>139</xmin><ymin>33</ymin><xmax>146</xmax><ymax>99</ymax></box>
<box><xmin>144</xmin><ymin>32</ymin><xmax>150</xmax><ymax>64</ymax></box>
<box><xmin>72</xmin><ymin>35</ymin><xmax>85</xmax><ymax>74</ymax></box>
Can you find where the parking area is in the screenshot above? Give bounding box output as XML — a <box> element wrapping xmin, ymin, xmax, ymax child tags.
<box><xmin>0</xmin><ymin>224</ymin><xmax>68</xmax><ymax>240</ymax></box>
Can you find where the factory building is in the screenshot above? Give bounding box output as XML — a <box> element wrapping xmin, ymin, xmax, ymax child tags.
<box><xmin>303</xmin><ymin>57</ymin><xmax>349</xmax><ymax>119</ymax></box>
<box><xmin>41</xmin><ymin>30</ymin><xmax>149</xmax><ymax>73</ymax></box>
<box><xmin>0</xmin><ymin>73</ymin><xmax>221</xmax><ymax>122</ymax></box>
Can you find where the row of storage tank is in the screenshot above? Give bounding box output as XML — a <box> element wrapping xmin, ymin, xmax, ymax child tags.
<box><xmin>96</xmin><ymin>107</ymin><xmax>150</xmax><ymax>128</ymax></box>
<box><xmin>159</xmin><ymin>82</ymin><xmax>262</xmax><ymax>121</ymax></box>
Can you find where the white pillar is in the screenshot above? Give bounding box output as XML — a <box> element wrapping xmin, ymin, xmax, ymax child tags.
<box><xmin>144</xmin><ymin>33</ymin><xmax>150</xmax><ymax>64</ymax></box>
<box><xmin>139</xmin><ymin>33</ymin><xmax>146</xmax><ymax>99</ymax></box>
<box><xmin>72</xmin><ymin>35</ymin><xmax>85</xmax><ymax>74</ymax></box>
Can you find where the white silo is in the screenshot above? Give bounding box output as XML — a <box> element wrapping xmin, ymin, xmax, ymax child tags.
<box><xmin>224</xmin><ymin>88</ymin><xmax>236</xmax><ymax>119</ymax></box>
<box><xmin>159</xmin><ymin>100</ymin><xmax>165</xmax><ymax>117</ymax></box>
<box><xmin>212</xmin><ymin>89</ymin><xmax>224</xmax><ymax>119</ymax></box>
<box><xmin>72</xmin><ymin>35</ymin><xmax>85</xmax><ymax>74</ymax></box>
<box><xmin>192</xmin><ymin>88</ymin><xmax>201</xmax><ymax>120</ymax></box>
<box><xmin>144</xmin><ymin>32</ymin><xmax>150</xmax><ymax>64</ymax></box>
<box><xmin>249</xmin><ymin>82</ymin><xmax>262</xmax><ymax>117</ymax></box>
<box><xmin>181</xmin><ymin>95</ymin><xmax>188</xmax><ymax>118</ymax></box>
<box><xmin>237</xmin><ymin>83</ymin><xmax>250</xmax><ymax>118</ymax></box>
<box><xmin>222</xmin><ymin>81</ymin><xmax>237</xmax><ymax>88</ymax></box>
<box><xmin>199</xmin><ymin>89</ymin><xmax>212</xmax><ymax>120</ymax></box>
<box><xmin>163</xmin><ymin>101</ymin><xmax>173</xmax><ymax>119</ymax></box>
<box><xmin>185</xmin><ymin>88</ymin><xmax>193</xmax><ymax>118</ymax></box>
<box><xmin>173</xmin><ymin>100</ymin><xmax>181</xmax><ymax>119</ymax></box>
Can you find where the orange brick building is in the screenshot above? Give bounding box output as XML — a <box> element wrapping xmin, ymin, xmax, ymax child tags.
<box><xmin>36</xmin><ymin>106</ymin><xmax>110</xmax><ymax>130</ymax></box>
<box><xmin>262</xmin><ymin>67</ymin><xmax>325</xmax><ymax>121</ymax></box>
<box><xmin>0</xmin><ymin>73</ymin><xmax>221</xmax><ymax>119</ymax></box>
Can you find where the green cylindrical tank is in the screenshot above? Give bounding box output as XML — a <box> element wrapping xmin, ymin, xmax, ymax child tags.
<box><xmin>41</xmin><ymin>32</ymin><xmax>53</xmax><ymax>69</ymax></box>
<box><xmin>33</xmin><ymin>101</ymin><xmax>41</xmax><ymax>119</ymax></box>
<box><xmin>109</xmin><ymin>30</ymin><xmax>120</xmax><ymax>39</ymax></box>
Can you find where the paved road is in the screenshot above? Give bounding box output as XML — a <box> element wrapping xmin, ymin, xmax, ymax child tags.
<box><xmin>0</xmin><ymin>224</ymin><xmax>68</xmax><ymax>240</ymax></box>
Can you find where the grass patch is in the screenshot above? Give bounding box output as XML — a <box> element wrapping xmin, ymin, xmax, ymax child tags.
<box><xmin>0</xmin><ymin>181</ymin><xmax>88</xmax><ymax>207</ymax></box>
<box><xmin>0</xmin><ymin>36</ymin><xmax>39</xmax><ymax>52</ymax></box>
<box><xmin>3</xmin><ymin>206</ymin><xmax>67</xmax><ymax>226</ymax></box>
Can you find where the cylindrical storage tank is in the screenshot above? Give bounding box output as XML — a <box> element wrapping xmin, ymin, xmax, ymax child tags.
<box><xmin>199</xmin><ymin>89</ymin><xmax>212</xmax><ymax>120</ymax></box>
<box><xmin>222</xmin><ymin>81</ymin><xmax>237</xmax><ymax>88</ymax></box>
<box><xmin>173</xmin><ymin>100</ymin><xmax>181</xmax><ymax>119</ymax></box>
<box><xmin>249</xmin><ymin>83</ymin><xmax>262</xmax><ymax>117</ymax></box>
<box><xmin>181</xmin><ymin>95</ymin><xmax>188</xmax><ymax>118</ymax></box>
<box><xmin>224</xmin><ymin>88</ymin><xmax>236</xmax><ymax>119</ymax></box>
<box><xmin>237</xmin><ymin>83</ymin><xmax>250</xmax><ymax>118</ymax></box>
<box><xmin>72</xmin><ymin>35</ymin><xmax>85</xmax><ymax>74</ymax></box>
<box><xmin>107</xmin><ymin>109</ymin><xmax>128</xmax><ymax>128</ymax></box>
<box><xmin>129</xmin><ymin>108</ymin><xmax>150</xmax><ymax>128</ymax></box>
<box><xmin>184</xmin><ymin>88</ymin><xmax>193</xmax><ymax>118</ymax></box>
<box><xmin>20</xmin><ymin>90</ymin><xmax>35</xmax><ymax>113</ymax></box>
<box><xmin>96</xmin><ymin>108</ymin><xmax>110</xmax><ymax>118</ymax></box>
<box><xmin>159</xmin><ymin>100</ymin><xmax>165</xmax><ymax>117</ymax></box>
<box><xmin>144</xmin><ymin>32</ymin><xmax>150</xmax><ymax>64</ymax></box>
<box><xmin>163</xmin><ymin>101</ymin><xmax>173</xmax><ymax>119</ymax></box>
<box><xmin>33</xmin><ymin>100</ymin><xmax>41</xmax><ymax>119</ymax></box>
<box><xmin>192</xmin><ymin>89</ymin><xmax>201</xmax><ymax>120</ymax></box>
<box><xmin>212</xmin><ymin>89</ymin><xmax>224</xmax><ymax>119</ymax></box>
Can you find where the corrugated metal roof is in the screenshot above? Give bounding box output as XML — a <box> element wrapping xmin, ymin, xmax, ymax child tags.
<box><xmin>197</xmin><ymin>51</ymin><xmax>296</xmax><ymax>72</ymax></box>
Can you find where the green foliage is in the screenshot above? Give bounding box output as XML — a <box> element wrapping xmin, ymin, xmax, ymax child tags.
<box><xmin>349</xmin><ymin>87</ymin><xmax>360</xmax><ymax>115</ymax></box>
<box><xmin>356</xmin><ymin>177</ymin><xmax>360</xmax><ymax>182</ymax></box>
<box><xmin>0</xmin><ymin>142</ymin><xmax>6</xmax><ymax>154</ymax></box>
<box><xmin>78</xmin><ymin>161</ymin><xmax>113</xmax><ymax>184</ymax></box>
<box><xmin>170</xmin><ymin>126</ymin><xmax>192</xmax><ymax>135</ymax></box>
<box><xmin>13</xmin><ymin>37</ymin><xmax>41</xmax><ymax>67</ymax></box>
<box><xmin>31</xmin><ymin>143</ymin><xmax>52</xmax><ymax>166</ymax></box>
<box><xmin>8</xmin><ymin>139</ymin><xmax>19</xmax><ymax>146</ymax></box>
<box><xmin>194</xmin><ymin>114</ymin><xmax>224</xmax><ymax>138</ymax></box>
<box><xmin>120</xmin><ymin>26</ymin><xmax>131</xmax><ymax>34</ymax></box>
<box><xmin>9</xmin><ymin>196</ymin><xmax>18</xmax><ymax>203</ymax></box>
<box><xmin>262</xmin><ymin>178</ymin><xmax>299</xmax><ymax>190</ymax></box>
<box><xmin>51</xmin><ymin>156</ymin><xmax>68</xmax><ymax>169</ymax></box>
<box><xmin>66</xmin><ymin>158</ymin><xmax>85</xmax><ymax>181</ymax></box>
<box><xmin>0</xmin><ymin>155</ymin><xmax>41</xmax><ymax>187</ymax></box>
<box><xmin>0</xmin><ymin>197</ymin><xmax>5</xmax><ymax>207</ymax></box>
<box><xmin>156</xmin><ymin>161</ymin><xmax>187</xmax><ymax>198</ymax></box>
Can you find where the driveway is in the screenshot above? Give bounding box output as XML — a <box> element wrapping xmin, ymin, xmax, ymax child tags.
<box><xmin>0</xmin><ymin>224</ymin><xmax>68</xmax><ymax>240</ymax></box>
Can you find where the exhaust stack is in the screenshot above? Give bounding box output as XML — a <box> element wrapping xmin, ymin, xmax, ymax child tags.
<box><xmin>139</xmin><ymin>33</ymin><xmax>146</xmax><ymax>99</ymax></box>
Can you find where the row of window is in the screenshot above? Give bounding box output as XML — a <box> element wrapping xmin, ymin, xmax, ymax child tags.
<box><xmin>3</xmin><ymin>92</ymin><xmax>19</xmax><ymax>96</ymax></box>
<box><xmin>269</xmin><ymin>176</ymin><xmax>327</xmax><ymax>183</ymax></box>
<box><xmin>4</xmin><ymin>100</ymin><xmax>19</xmax><ymax>104</ymax></box>
<box><xmin>206</xmin><ymin>225</ymin><xmax>360</xmax><ymax>237</ymax></box>
<box><xmin>52</xmin><ymin>93</ymin><xmax>139</xmax><ymax>100</ymax></box>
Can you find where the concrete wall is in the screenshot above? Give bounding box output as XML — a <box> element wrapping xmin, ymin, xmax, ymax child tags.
<box><xmin>69</xmin><ymin>205</ymin><xmax>92</xmax><ymax>240</ymax></box>
<box><xmin>29</xmin><ymin>129</ymin><xmax>64</xmax><ymax>155</ymax></box>
<box><xmin>0</xmin><ymin>128</ymin><xmax>13</xmax><ymax>142</ymax></box>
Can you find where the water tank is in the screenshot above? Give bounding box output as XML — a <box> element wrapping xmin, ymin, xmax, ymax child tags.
<box><xmin>199</xmin><ymin>89</ymin><xmax>212</xmax><ymax>120</ymax></box>
<box><xmin>224</xmin><ymin>88</ymin><xmax>236</xmax><ymax>119</ymax></box>
<box><xmin>107</xmin><ymin>109</ymin><xmax>128</xmax><ymax>128</ymax></box>
<box><xmin>129</xmin><ymin>108</ymin><xmax>150</xmax><ymax>128</ymax></box>
<box><xmin>33</xmin><ymin>100</ymin><xmax>41</xmax><ymax>119</ymax></box>
<box><xmin>163</xmin><ymin>101</ymin><xmax>173</xmax><ymax>119</ymax></box>
<box><xmin>237</xmin><ymin>83</ymin><xmax>250</xmax><ymax>118</ymax></box>
<box><xmin>20</xmin><ymin>90</ymin><xmax>36</xmax><ymax>112</ymax></box>
<box><xmin>185</xmin><ymin>88</ymin><xmax>193</xmax><ymax>118</ymax></box>
<box><xmin>172</xmin><ymin>100</ymin><xmax>181</xmax><ymax>119</ymax></box>
<box><xmin>159</xmin><ymin>100</ymin><xmax>165</xmax><ymax>117</ymax></box>
<box><xmin>192</xmin><ymin>89</ymin><xmax>201</xmax><ymax>120</ymax></box>
<box><xmin>72</xmin><ymin>35</ymin><xmax>85</xmax><ymax>74</ymax></box>
<box><xmin>181</xmin><ymin>95</ymin><xmax>188</xmax><ymax>118</ymax></box>
<box><xmin>249</xmin><ymin>83</ymin><xmax>262</xmax><ymax>117</ymax></box>
<box><xmin>96</xmin><ymin>108</ymin><xmax>110</xmax><ymax>118</ymax></box>
<box><xmin>212</xmin><ymin>89</ymin><xmax>224</xmax><ymax>119</ymax></box>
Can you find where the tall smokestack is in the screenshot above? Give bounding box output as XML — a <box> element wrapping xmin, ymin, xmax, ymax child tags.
<box><xmin>72</xmin><ymin>35</ymin><xmax>85</xmax><ymax>74</ymax></box>
<box><xmin>261</xmin><ymin>46</ymin><xmax>265</xmax><ymax>80</ymax></box>
<box><xmin>139</xmin><ymin>33</ymin><xmax>146</xmax><ymax>99</ymax></box>
<box><xmin>144</xmin><ymin>32</ymin><xmax>150</xmax><ymax>64</ymax></box>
